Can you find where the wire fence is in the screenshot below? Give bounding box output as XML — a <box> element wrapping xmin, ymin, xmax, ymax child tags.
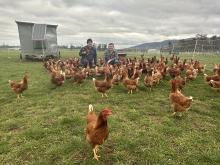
<box><xmin>160</xmin><ymin>38</ymin><xmax>220</xmax><ymax>56</ymax></box>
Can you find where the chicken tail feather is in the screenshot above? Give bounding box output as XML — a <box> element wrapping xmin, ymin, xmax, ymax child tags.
<box><xmin>89</xmin><ymin>104</ymin><xmax>94</xmax><ymax>112</ymax></box>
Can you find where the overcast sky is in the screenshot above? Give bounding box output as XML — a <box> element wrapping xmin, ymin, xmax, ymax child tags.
<box><xmin>0</xmin><ymin>0</ymin><xmax>220</xmax><ymax>48</ymax></box>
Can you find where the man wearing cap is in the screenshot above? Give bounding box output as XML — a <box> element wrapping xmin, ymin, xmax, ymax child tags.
<box><xmin>79</xmin><ymin>38</ymin><xmax>97</xmax><ymax>68</ymax></box>
<box><xmin>104</xmin><ymin>43</ymin><xmax>119</xmax><ymax>65</ymax></box>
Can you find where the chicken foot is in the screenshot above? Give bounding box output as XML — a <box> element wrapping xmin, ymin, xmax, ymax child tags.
<box><xmin>171</xmin><ymin>112</ymin><xmax>176</xmax><ymax>116</ymax></box>
<box><xmin>101</xmin><ymin>93</ymin><xmax>108</xmax><ymax>98</ymax></box>
<box><xmin>17</xmin><ymin>94</ymin><xmax>20</xmax><ymax>99</ymax></box>
<box><xmin>93</xmin><ymin>145</ymin><xmax>100</xmax><ymax>160</ymax></box>
<box><xmin>128</xmin><ymin>90</ymin><xmax>133</xmax><ymax>94</ymax></box>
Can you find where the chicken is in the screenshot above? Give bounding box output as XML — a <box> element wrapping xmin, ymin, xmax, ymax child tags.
<box><xmin>95</xmin><ymin>66</ymin><xmax>106</xmax><ymax>76</ymax></box>
<box><xmin>144</xmin><ymin>69</ymin><xmax>155</xmax><ymax>90</ymax></box>
<box><xmin>131</xmin><ymin>69</ymin><xmax>143</xmax><ymax>79</ymax></box>
<box><xmin>160</xmin><ymin>66</ymin><xmax>167</xmax><ymax>78</ymax></box>
<box><xmin>186</xmin><ymin>68</ymin><xmax>198</xmax><ymax>80</ymax></box>
<box><xmin>8</xmin><ymin>74</ymin><xmax>28</xmax><ymax>99</ymax></box>
<box><xmin>51</xmin><ymin>70</ymin><xmax>65</xmax><ymax>86</ymax></box>
<box><xmin>152</xmin><ymin>69</ymin><xmax>162</xmax><ymax>84</ymax></box>
<box><xmin>85</xmin><ymin>104</ymin><xmax>112</xmax><ymax>160</ymax></box>
<box><xmin>72</xmin><ymin>68</ymin><xmax>88</xmax><ymax>84</ymax></box>
<box><xmin>169</xmin><ymin>79</ymin><xmax>193</xmax><ymax>116</ymax></box>
<box><xmin>125</xmin><ymin>62</ymin><xmax>135</xmax><ymax>78</ymax></box>
<box><xmin>122</xmin><ymin>71</ymin><xmax>140</xmax><ymax>94</ymax></box>
<box><xmin>112</xmin><ymin>72</ymin><xmax>122</xmax><ymax>85</ymax></box>
<box><xmin>179</xmin><ymin>59</ymin><xmax>187</xmax><ymax>71</ymax></box>
<box><xmin>93</xmin><ymin>73</ymin><xmax>113</xmax><ymax>97</ymax></box>
<box><xmin>213</xmin><ymin>64</ymin><xmax>220</xmax><ymax>74</ymax></box>
<box><xmin>174</xmin><ymin>75</ymin><xmax>186</xmax><ymax>90</ymax></box>
<box><xmin>208</xmin><ymin>80</ymin><xmax>220</xmax><ymax>92</ymax></box>
<box><xmin>83</xmin><ymin>66</ymin><xmax>96</xmax><ymax>77</ymax></box>
<box><xmin>204</xmin><ymin>73</ymin><xmax>220</xmax><ymax>82</ymax></box>
<box><xmin>64</xmin><ymin>68</ymin><xmax>75</xmax><ymax>79</ymax></box>
<box><xmin>193</xmin><ymin>61</ymin><xmax>206</xmax><ymax>73</ymax></box>
<box><xmin>170</xmin><ymin>54</ymin><xmax>175</xmax><ymax>61</ymax></box>
<box><xmin>168</xmin><ymin>64</ymin><xmax>180</xmax><ymax>78</ymax></box>
<box><xmin>209</xmin><ymin>80</ymin><xmax>220</xmax><ymax>88</ymax></box>
<box><xmin>98</xmin><ymin>58</ymin><xmax>105</xmax><ymax>66</ymax></box>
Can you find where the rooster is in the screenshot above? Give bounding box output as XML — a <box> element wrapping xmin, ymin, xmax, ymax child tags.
<box><xmin>9</xmin><ymin>73</ymin><xmax>28</xmax><ymax>99</ymax></box>
<box><xmin>169</xmin><ymin>79</ymin><xmax>193</xmax><ymax>116</ymax></box>
<box><xmin>85</xmin><ymin>104</ymin><xmax>112</xmax><ymax>160</ymax></box>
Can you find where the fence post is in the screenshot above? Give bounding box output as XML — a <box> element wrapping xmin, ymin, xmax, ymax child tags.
<box><xmin>193</xmin><ymin>39</ymin><xmax>198</xmax><ymax>59</ymax></box>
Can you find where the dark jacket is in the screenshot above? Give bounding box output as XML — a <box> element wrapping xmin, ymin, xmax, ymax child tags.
<box><xmin>79</xmin><ymin>46</ymin><xmax>97</xmax><ymax>66</ymax></box>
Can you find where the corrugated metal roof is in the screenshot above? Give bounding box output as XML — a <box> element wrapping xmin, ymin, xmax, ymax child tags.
<box><xmin>32</xmin><ymin>24</ymin><xmax>47</xmax><ymax>40</ymax></box>
<box><xmin>15</xmin><ymin>20</ymin><xmax>58</xmax><ymax>27</ymax></box>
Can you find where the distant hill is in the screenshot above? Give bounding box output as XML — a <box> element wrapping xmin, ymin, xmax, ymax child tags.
<box><xmin>126</xmin><ymin>40</ymin><xmax>178</xmax><ymax>50</ymax></box>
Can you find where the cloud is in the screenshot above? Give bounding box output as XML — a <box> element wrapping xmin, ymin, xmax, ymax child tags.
<box><xmin>0</xmin><ymin>0</ymin><xmax>220</xmax><ymax>48</ymax></box>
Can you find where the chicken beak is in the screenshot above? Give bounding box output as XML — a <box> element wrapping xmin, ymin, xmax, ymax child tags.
<box><xmin>107</xmin><ymin>111</ymin><xmax>112</xmax><ymax>116</ymax></box>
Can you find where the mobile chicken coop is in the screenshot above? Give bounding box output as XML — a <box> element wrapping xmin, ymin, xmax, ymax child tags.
<box><xmin>16</xmin><ymin>21</ymin><xmax>60</xmax><ymax>60</ymax></box>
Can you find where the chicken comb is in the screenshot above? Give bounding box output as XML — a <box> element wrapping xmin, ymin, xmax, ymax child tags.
<box><xmin>102</xmin><ymin>107</ymin><xmax>111</xmax><ymax>113</ymax></box>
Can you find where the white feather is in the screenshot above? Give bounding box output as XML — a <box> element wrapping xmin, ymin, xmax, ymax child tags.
<box><xmin>89</xmin><ymin>104</ymin><xmax>93</xmax><ymax>112</ymax></box>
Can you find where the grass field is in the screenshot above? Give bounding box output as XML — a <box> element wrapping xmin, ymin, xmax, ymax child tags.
<box><xmin>0</xmin><ymin>49</ymin><xmax>220</xmax><ymax>164</ymax></box>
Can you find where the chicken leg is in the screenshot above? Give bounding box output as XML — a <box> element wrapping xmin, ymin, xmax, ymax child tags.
<box><xmin>171</xmin><ymin>112</ymin><xmax>176</xmax><ymax>116</ymax></box>
<box><xmin>128</xmin><ymin>90</ymin><xmax>132</xmax><ymax>94</ymax></box>
<box><xmin>17</xmin><ymin>94</ymin><xmax>20</xmax><ymax>99</ymax></box>
<box><xmin>93</xmin><ymin>145</ymin><xmax>100</xmax><ymax>160</ymax></box>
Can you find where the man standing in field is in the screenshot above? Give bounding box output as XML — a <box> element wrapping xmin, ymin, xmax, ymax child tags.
<box><xmin>79</xmin><ymin>38</ymin><xmax>97</xmax><ymax>68</ymax></box>
<box><xmin>104</xmin><ymin>43</ymin><xmax>119</xmax><ymax>65</ymax></box>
